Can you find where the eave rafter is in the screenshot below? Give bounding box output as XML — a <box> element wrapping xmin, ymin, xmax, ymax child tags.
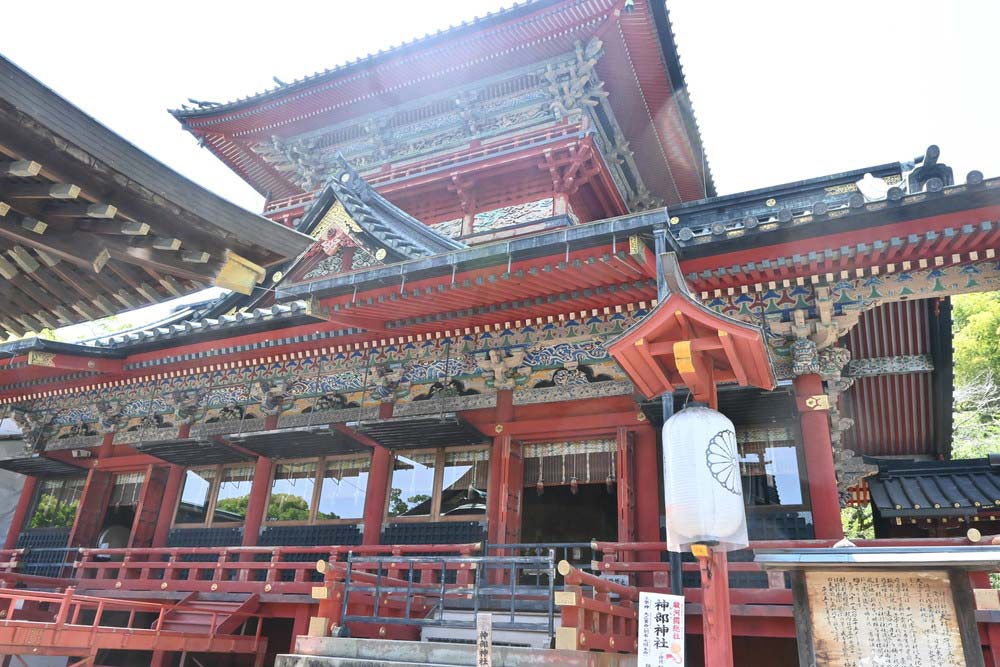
<box><xmin>0</xmin><ymin>141</ymin><xmax>266</xmax><ymax>338</ymax></box>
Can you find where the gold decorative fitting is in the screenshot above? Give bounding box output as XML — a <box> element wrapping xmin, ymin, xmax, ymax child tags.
<box><xmin>27</xmin><ymin>351</ymin><xmax>56</xmax><ymax>367</ymax></box>
<box><xmin>160</xmin><ymin>583</ymin><xmax>168</xmax><ymax>590</ymax></box>
<box><xmin>494</xmin><ymin>424</ymin><xmax>504</xmax><ymax>434</ymax></box>
<box><xmin>804</xmin><ymin>395</ymin><xmax>830</xmax><ymax>410</ymax></box>
<box><xmin>264</xmin><ymin>584</ymin><xmax>272</xmax><ymax>592</ymax></box>
<box><xmin>86</xmin><ymin>361</ymin><xmax>95</xmax><ymax>369</ymax></box>
<box><xmin>690</xmin><ymin>544</ymin><xmax>709</xmax><ymax>558</ymax></box>
<box><xmin>581</xmin><ymin>634</ymin><xmax>587</xmax><ymax>646</ymax></box>
<box><xmin>211</xmin><ymin>583</ymin><xmax>219</xmax><ymax>591</ymax></box>
<box><xmin>765</xmin><ymin>198</ymin><xmax>777</xmax><ymax>207</ymax></box>
<box><xmin>669</xmin><ymin>216</ymin><xmax>680</xmax><ymax>225</ymax></box>
<box><xmin>375</xmin><ymin>248</ymin><xmax>388</xmax><ymax>261</ymax></box>
<box><xmin>379</xmin><ymin>626</ymin><xmax>387</xmax><ymax>637</ymax></box>
<box><xmin>115</xmin><ymin>581</ymin><xmax>122</xmax><ymax>589</ymax></box>
<box><xmin>214</xmin><ymin>250</ymin><xmax>266</xmax><ymax>296</ymax></box>
<box><xmin>271</xmin><ymin>271</ymin><xmax>284</xmax><ymax>283</ymax></box>
<box><xmin>636</xmin><ymin>412</ymin><xmax>646</xmax><ymax>421</ymax></box>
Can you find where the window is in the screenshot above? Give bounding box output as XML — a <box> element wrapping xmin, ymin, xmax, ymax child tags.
<box><xmin>28</xmin><ymin>477</ymin><xmax>85</xmax><ymax>529</ymax></box>
<box><xmin>109</xmin><ymin>472</ymin><xmax>146</xmax><ymax>507</ymax></box>
<box><xmin>738</xmin><ymin>426</ymin><xmax>806</xmax><ymax>508</ymax></box>
<box><xmin>318</xmin><ymin>458</ymin><xmax>368</xmax><ymax>521</ymax></box>
<box><xmin>173</xmin><ymin>464</ymin><xmax>254</xmax><ymax>527</ymax></box>
<box><xmin>213</xmin><ymin>465</ymin><xmax>254</xmax><ymax>523</ymax></box>
<box><xmin>387</xmin><ymin>448</ymin><xmax>489</xmax><ymax>521</ymax></box>
<box><xmin>266</xmin><ymin>456</ymin><xmax>370</xmax><ymax>524</ymax></box>
<box><xmin>176</xmin><ymin>468</ymin><xmax>215</xmax><ymax>524</ymax></box>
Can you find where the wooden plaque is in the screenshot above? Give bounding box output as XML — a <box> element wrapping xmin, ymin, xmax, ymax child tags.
<box><xmin>791</xmin><ymin>568</ymin><xmax>983</xmax><ymax>667</ymax></box>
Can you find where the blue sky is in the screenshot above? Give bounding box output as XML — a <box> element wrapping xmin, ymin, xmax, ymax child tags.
<box><xmin>3</xmin><ymin>0</ymin><xmax>997</xmax><ymax>210</ymax></box>
<box><xmin>2</xmin><ymin>0</ymin><xmax>998</xmax><ymax>338</ymax></box>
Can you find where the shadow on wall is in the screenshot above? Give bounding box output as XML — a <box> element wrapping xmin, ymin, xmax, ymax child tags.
<box><xmin>0</xmin><ymin>418</ymin><xmax>27</xmax><ymax>546</ymax></box>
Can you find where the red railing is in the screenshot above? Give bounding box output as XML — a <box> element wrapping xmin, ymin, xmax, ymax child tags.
<box><xmin>68</xmin><ymin>542</ymin><xmax>481</xmax><ymax>596</ymax></box>
<box><xmin>0</xmin><ymin>586</ymin><xmax>266</xmax><ymax>662</ymax></box>
<box><xmin>556</xmin><ymin>559</ymin><xmax>639</xmax><ymax>653</ymax></box>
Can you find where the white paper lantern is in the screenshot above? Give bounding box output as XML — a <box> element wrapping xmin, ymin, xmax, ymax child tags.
<box><xmin>662</xmin><ymin>404</ymin><xmax>748</xmax><ymax>552</ymax></box>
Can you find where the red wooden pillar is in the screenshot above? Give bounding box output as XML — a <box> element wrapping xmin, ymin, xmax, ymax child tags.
<box><xmin>362</xmin><ymin>445</ymin><xmax>392</xmax><ymax>545</ymax></box>
<box><xmin>615</xmin><ymin>426</ymin><xmax>636</xmax><ymax>544</ymax></box>
<box><xmin>4</xmin><ymin>475</ymin><xmax>38</xmax><ymax>549</ymax></box>
<box><xmin>68</xmin><ymin>466</ymin><xmax>113</xmax><ymax>548</ymax></box>
<box><xmin>487</xmin><ymin>390</ymin><xmax>522</xmax><ymax>548</ymax></box>
<box><xmin>241</xmin><ymin>456</ymin><xmax>272</xmax><ymax>547</ymax></box>
<box><xmin>698</xmin><ymin>549</ymin><xmax>734</xmax><ymax>667</ymax></box>
<box><xmin>151</xmin><ymin>465</ymin><xmax>185</xmax><ymax>548</ymax></box>
<box><xmin>794</xmin><ymin>374</ymin><xmax>844</xmax><ymax>539</ymax></box>
<box><xmin>129</xmin><ymin>465</ymin><xmax>172</xmax><ymax>548</ymax></box>
<box><xmin>633</xmin><ymin>424</ymin><xmax>661</xmax><ymax>578</ymax></box>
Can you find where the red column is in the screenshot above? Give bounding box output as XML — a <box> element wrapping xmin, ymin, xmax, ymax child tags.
<box><xmin>362</xmin><ymin>445</ymin><xmax>392</xmax><ymax>545</ymax></box>
<box><xmin>4</xmin><ymin>475</ymin><xmax>38</xmax><ymax>550</ymax></box>
<box><xmin>487</xmin><ymin>390</ymin><xmax>517</xmax><ymax>548</ymax></box>
<box><xmin>633</xmin><ymin>424</ymin><xmax>661</xmax><ymax>572</ymax></box>
<box><xmin>68</xmin><ymin>467</ymin><xmax>113</xmax><ymax>548</ymax></box>
<box><xmin>794</xmin><ymin>374</ymin><xmax>844</xmax><ymax>540</ymax></box>
<box><xmin>151</xmin><ymin>465</ymin><xmax>185</xmax><ymax>548</ymax></box>
<box><xmin>699</xmin><ymin>549</ymin><xmax>734</xmax><ymax>667</ymax></box>
<box><xmin>241</xmin><ymin>456</ymin><xmax>273</xmax><ymax>547</ymax></box>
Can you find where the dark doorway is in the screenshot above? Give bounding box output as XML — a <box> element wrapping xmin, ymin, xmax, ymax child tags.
<box><xmin>520</xmin><ymin>482</ymin><xmax>617</xmax><ymax>544</ymax></box>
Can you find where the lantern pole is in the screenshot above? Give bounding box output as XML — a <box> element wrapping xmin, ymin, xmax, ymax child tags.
<box><xmin>653</xmin><ymin>228</ymin><xmax>684</xmax><ymax>598</ymax></box>
<box><xmin>655</xmin><ymin>228</ymin><xmax>734</xmax><ymax>667</ymax></box>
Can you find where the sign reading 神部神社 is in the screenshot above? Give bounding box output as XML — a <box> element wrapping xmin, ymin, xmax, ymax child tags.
<box><xmin>638</xmin><ymin>591</ymin><xmax>685</xmax><ymax>666</ymax></box>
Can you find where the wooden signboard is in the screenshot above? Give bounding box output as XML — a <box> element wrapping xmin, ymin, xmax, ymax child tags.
<box><xmin>791</xmin><ymin>569</ymin><xmax>983</xmax><ymax>667</ymax></box>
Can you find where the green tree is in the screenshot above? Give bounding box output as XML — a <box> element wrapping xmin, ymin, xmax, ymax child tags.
<box><xmin>952</xmin><ymin>292</ymin><xmax>1000</xmax><ymax>385</ymax></box>
<box><xmin>387</xmin><ymin>488</ymin><xmax>432</xmax><ymax>517</ymax></box>
<box><xmin>951</xmin><ymin>293</ymin><xmax>1000</xmax><ymax>460</ymax></box>
<box><xmin>214</xmin><ymin>494</ymin><xmax>249</xmax><ymax>519</ymax></box>
<box><xmin>264</xmin><ymin>493</ymin><xmax>311</xmax><ymax>521</ymax></box>
<box><xmin>28</xmin><ymin>495</ymin><xmax>78</xmax><ymax>529</ymax></box>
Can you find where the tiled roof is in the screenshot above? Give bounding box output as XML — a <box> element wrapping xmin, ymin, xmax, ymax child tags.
<box><xmin>170</xmin><ymin>1</ymin><xmax>548</xmax><ymax>119</ymax></box>
<box><xmin>868</xmin><ymin>457</ymin><xmax>1000</xmax><ymax>519</ymax></box>
<box><xmin>92</xmin><ymin>301</ymin><xmax>317</xmax><ymax>348</ymax></box>
<box><xmin>312</xmin><ymin>155</ymin><xmax>466</xmax><ymax>260</ymax></box>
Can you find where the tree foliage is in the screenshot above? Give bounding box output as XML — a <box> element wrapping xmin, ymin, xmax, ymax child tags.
<box><xmin>952</xmin><ymin>292</ymin><xmax>1000</xmax><ymax>385</ymax></box>
<box><xmin>264</xmin><ymin>493</ymin><xmax>311</xmax><ymax>521</ymax></box>
<box><xmin>952</xmin><ymin>293</ymin><xmax>1000</xmax><ymax>460</ymax></box>
<box><xmin>28</xmin><ymin>495</ymin><xmax>78</xmax><ymax>529</ymax></box>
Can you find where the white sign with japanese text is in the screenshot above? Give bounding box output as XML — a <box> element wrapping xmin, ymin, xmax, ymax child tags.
<box><xmin>475</xmin><ymin>612</ymin><xmax>492</xmax><ymax>667</ymax></box>
<box><xmin>638</xmin><ymin>591</ymin><xmax>685</xmax><ymax>666</ymax></box>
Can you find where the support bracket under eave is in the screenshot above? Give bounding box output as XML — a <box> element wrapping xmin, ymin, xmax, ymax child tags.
<box><xmin>606</xmin><ymin>252</ymin><xmax>776</xmax><ymax>407</ymax></box>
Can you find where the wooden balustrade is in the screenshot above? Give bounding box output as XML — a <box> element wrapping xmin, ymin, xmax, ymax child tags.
<box><xmin>555</xmin><ymin>559</ymin><xmax>639</xmax><ymax>653</ymax></box>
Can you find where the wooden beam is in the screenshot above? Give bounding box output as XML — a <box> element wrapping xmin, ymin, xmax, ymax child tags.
<box><xmin>43</xmin><ymin>201</ymin><xmax>117</xmax><ymax>219</ymax></box>
<box><xmin>76</xmin><ymin>219</ymin><xmax>150</xmax><ymax>236</ymax></box>
<box><xmin>0</xmin><ymin>159</ymin><xmax>41</xmax><ymax>177</ymax></box>
<box><xmin>7</xmin><ymin>246</ymin><xmax>39</xmax><ymax>273</ymax></box>
<box><xmin>0</xmin><ymin>255</ymin><xmax>18</xmax><ymax>279</ymax></box>
<box><xmin>20</xmin><ymin>217</ymin><xmax>47</xmax><ymax>234</ymax></box>
<box><xmin>0</xmin><ymin>202</ymin><xmax>10</xmax><ymax>217</ymax></box>
<box><xmin>26</xmin><ymin>350</ymin><xmax>124</xmax><ymax>374</ymax></box>
<box><xmin>181</xmin><ymin>250</ymin><xmax>210</xmax><ymax>264</ymax></box>
<box><xmin>0</xmin><ymin>183</ymin><xmax>80</xmax><ymax>199</ymax></box>
<box><xmin>0</xmin><ymin>218</ymin><xmax>109</xmax><ymax>272</ymax></box>
<box><xmin>716</xmin><ymin>330</ymin><xmax>748</xmax><ymax>386</ymax></box>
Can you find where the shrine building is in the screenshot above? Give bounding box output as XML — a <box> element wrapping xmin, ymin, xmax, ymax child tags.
<box><xmin>1</xmin><ymin>1</ymin><xmax>999</xmax><ymax>665</ymax></box>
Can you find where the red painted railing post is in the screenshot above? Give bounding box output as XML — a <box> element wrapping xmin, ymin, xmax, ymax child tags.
<box><xmin>697</xmin><ymin>549</ymin><xmax>734</xmax><ymax>667</ymax></box>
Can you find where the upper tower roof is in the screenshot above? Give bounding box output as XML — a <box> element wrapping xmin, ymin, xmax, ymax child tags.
<box><xmin>171</xmin><ymin>0</ymin><xmax>713</xmax><ymax>207</ymax></box>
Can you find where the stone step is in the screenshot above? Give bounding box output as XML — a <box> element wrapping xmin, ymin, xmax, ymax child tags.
<box><xmin>281</xmin><ymin>637</ymin><xmax>637</xmax><ymax>667</ymax></box>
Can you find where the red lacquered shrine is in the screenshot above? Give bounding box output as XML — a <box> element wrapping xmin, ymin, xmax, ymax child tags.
<box><xmin>2</xmin><ymin>1</ymin><xmax>1000</xmax><ymax>665</ymax></box>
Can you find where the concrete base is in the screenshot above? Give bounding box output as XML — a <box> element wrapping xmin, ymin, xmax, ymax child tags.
<box><xmin>279</xmin><ymin>637</ymin><xmax>637</xmax><ymax>667</ymax></box>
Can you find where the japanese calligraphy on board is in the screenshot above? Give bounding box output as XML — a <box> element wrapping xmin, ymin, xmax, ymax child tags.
<box><xmin>638</xmin><ymin>591</ymin><xmax>685</xmax><ymax>666</ymax></box>
<box><xmin>794</xmin><ymin>569</ymin><xmax>982</xmax><ymax>667</ymax></box>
